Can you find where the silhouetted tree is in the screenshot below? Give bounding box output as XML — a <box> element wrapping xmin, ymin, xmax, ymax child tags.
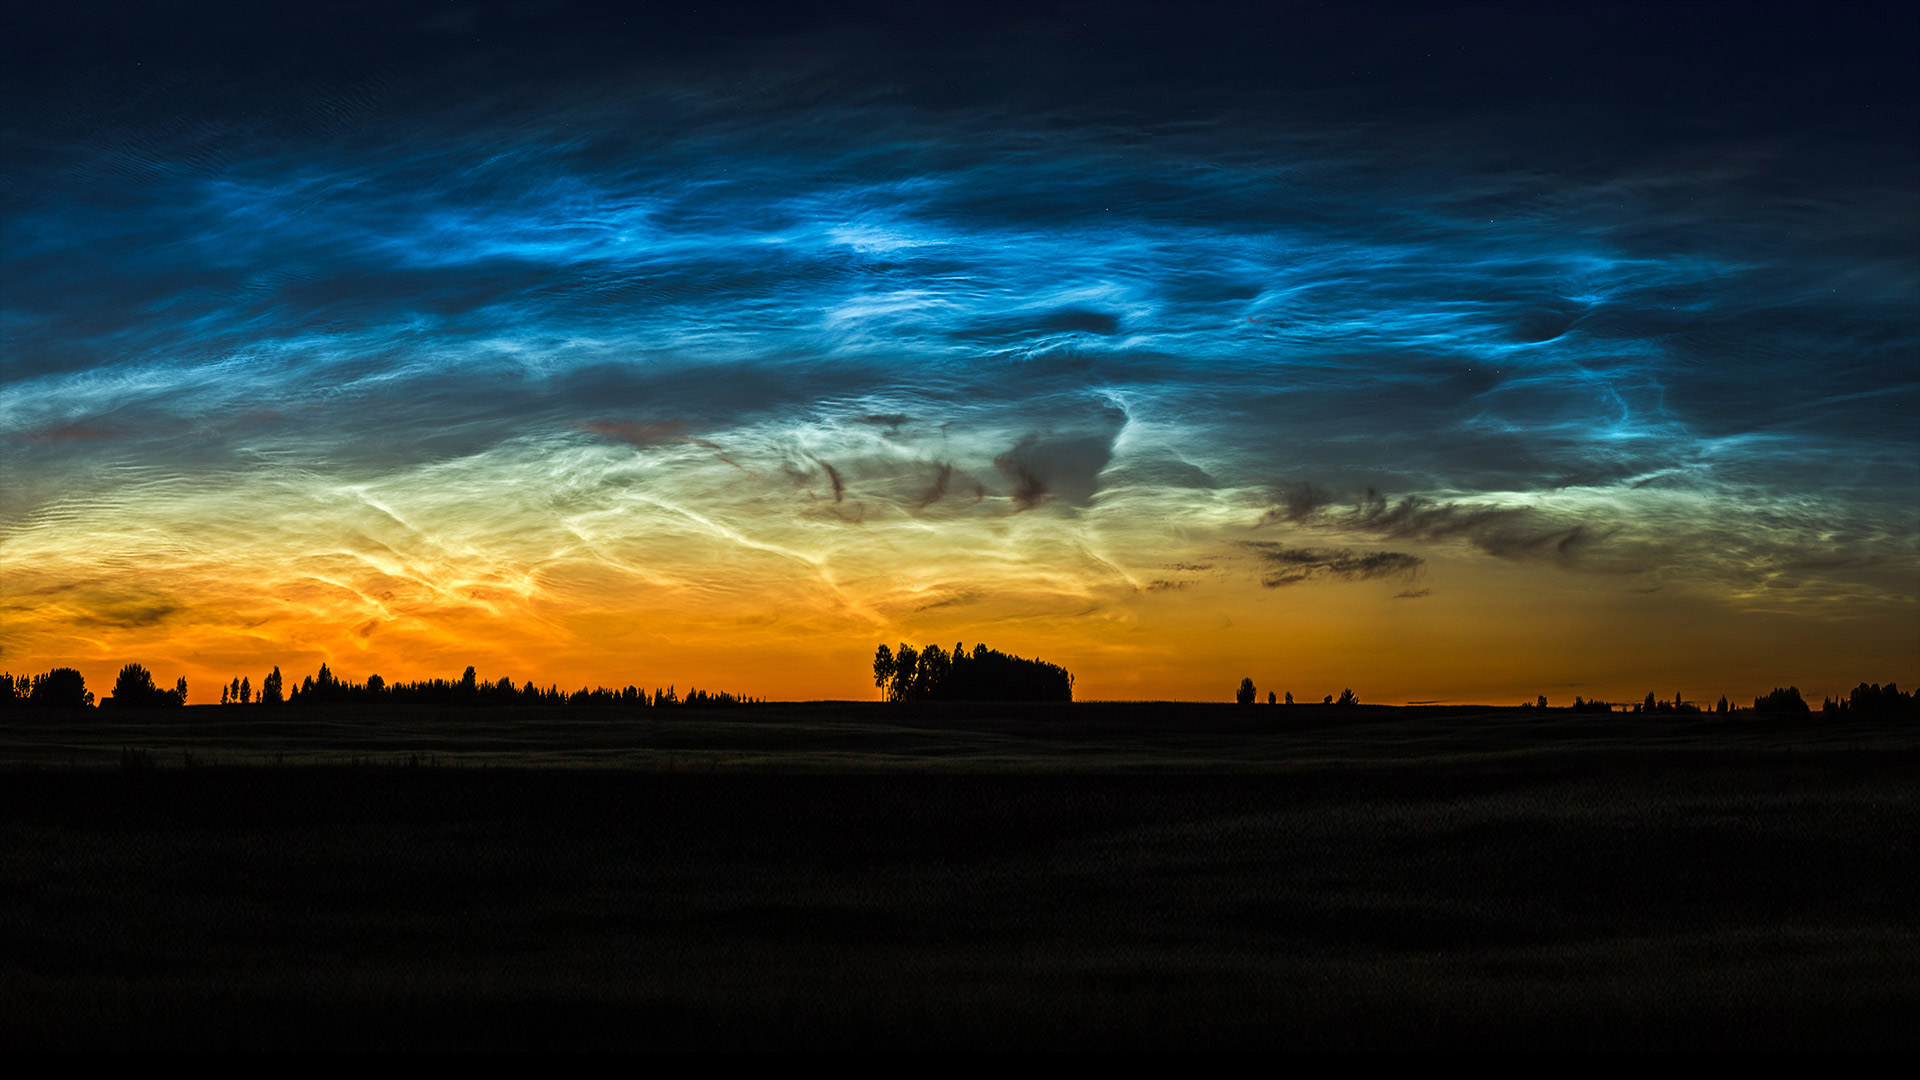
<box><xmin>261</xmin><ymin>667</ymin><xmax>283</xmax><ymax>705</ymax></box>
<box><xmin>1752</xmin><ymin>686</ymin><xmax>1810</xmax><ymax>713</ymax></box>
<box><xmin>873</xmin><ymin>645</ymin><xmax>895</xmax><ymax>701</ymax></box>
<box><xmin>240</xmin><ymin>676</ymin><xmax>251</xmax><ymax>705</ymax></box>
<box><xmin>106</xmin><ymin>663</ymin><xmax>179</xmax><ymax>708</ymax></box>
<box><xmin>1284</xmin><ymin>691</ymin><xmax>1293</xmax><ymax>705</ymax></box>
<box><xmin>1536</xmin><ymin>695</ymin><xmax>1548</xmax><ymax>709</ymax></box>
<box><xmin>282</xmin><ymin>662</ymin><xmax>374</xmax><ymax>706</ymax></box>
<box><xmin>1335</xmin><ymin>688</ymin><xmax>1358</xmax><ymax>708</ymax></box>
<box><xmin>112</xmin><ymin>663</ymin><xmax>155</xmax><ymax>705</ymax></box>
<box><xmin>1236</xmin><ymin>678</ymin><xmax>1256</xmax><ymax>705</ymax></box>
<box><xmin>889</xmin><ymin>644</ymin><xmax>919</xmax><ymax>703</ymax></box>
<box><xmin>1716</xmin><ymin>695</ymin><xmax>1729</xmax><ymax>714</ymax></box>
<box><xmin>920</xmin><ymin>643</ymin><xmax>952</xmax><ymax>699</ymax></box>
<box><xmin>1268</xmin><ymin>691</ymin><xmax>1276</xmax><ymax>705</ymax></box>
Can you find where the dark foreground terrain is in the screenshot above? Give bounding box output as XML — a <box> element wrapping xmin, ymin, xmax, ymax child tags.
<box><xmin>2</xmin><ymin>704</ymin><xmax>1916</xmax><ymax>1049</ymax></box>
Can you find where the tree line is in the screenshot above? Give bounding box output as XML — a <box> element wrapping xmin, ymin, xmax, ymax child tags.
<box><xmin>1570</xmin><ymin>684</ymin><xmax>1917</xmax><ymax>716</ymax></box>
<box><xmin>0</xmin><ymin>662</ymin><xmax>759</xmax><ymax>710</ymax></box>
<box><xmin>1225</xmin><ymin>678</ymin><xmax>1918</xmax><ymax>716</ymax></box>
<box><xmin>5</xmin><ymin>659</ymin><xmax>1913</xmax><ymax>716</ymax></box>
<box><xmin>872</xmin><ymin>642</ymin><xmax>1074</xmax><ymax>703</ymax></box>
<box><xmin>235</xmin><ymin>662</ymin><xmax>757</xmax><ymax>709</ymax></box>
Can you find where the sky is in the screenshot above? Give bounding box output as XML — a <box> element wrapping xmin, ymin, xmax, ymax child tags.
<box><xmin>3</xmin><ymin>0</ymin><xmax>1916</xmax><ymax>705</ymax></box>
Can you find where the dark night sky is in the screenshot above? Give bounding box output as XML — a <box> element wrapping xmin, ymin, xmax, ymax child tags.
<box><xmin>3</xmin><ymin>1</ymin><xmax>1915</xmax><ymax>702</ymax></box>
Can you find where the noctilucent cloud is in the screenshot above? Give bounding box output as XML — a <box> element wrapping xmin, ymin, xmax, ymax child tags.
<box><xmin>4</xmin><ymin>1</ymin><xmax>1915</xmax><ymax>703</ymax></box>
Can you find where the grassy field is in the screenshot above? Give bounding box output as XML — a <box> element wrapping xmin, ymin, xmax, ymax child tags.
<box><xmin>2</xmin><ymin>703</ymin><xmax>1915</xmax><ymax>1049</ymax></box>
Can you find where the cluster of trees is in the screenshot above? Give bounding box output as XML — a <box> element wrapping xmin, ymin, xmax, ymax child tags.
<box><xmin>1629</xmin><ymin>691</ymin><xmax>1704</xmax><ymax>715</ymax></box>
<box><xmin>208</xmin><ymin>663</ymin><xmax>759</xmax><ymax>709</ymax></box>
<box><xmin>104</xmin><ymin>664</ymin><xmax>188</xmax><ymax>708</ymax></box>
<box><xmin>1747</xmin><ymin>683</ymin><xmax>1917</xmax><ymax>716</ymax></box>
<box><xmin>1233</xmin><ymin>678</ymin><xmax>1353</xmax><ymax>707</ymax></box>
<box><xmin>217</xmin><ymin>666</ymin><xmax>285</xmax><ymax>705</ymax></box>
<box><xmin>873</xmin><ymin>643</ymin><xmax>1073</xmax><ymax>702</ymax></box>
<box><xmin>1750</xmin><ymin>687</ymin><xmax>1809</xmax><ymax>713</ymax></box>
<box><xmin>0</xmin><ymin>664</ymin><xmax>189</xmax><ymax>709</ymax></box>
<box><xmin>0</xmin><ymin>668</ymin><xmax>93</xmax><ymax>708</ymax></box>
<box><xmin>1221</xmin><ymin>684</ymin><xmax>1917</xmax><ymax>717</ymax></box>
<box><xmin>1515</xmin><ymin>685</ymin><xmax>1914</xmax><ymax>717</ymax></box>
<box><xmin>2</xmin><ymin>662</ymin><xmax>758</xmax><ymax>711</ymax></box>
<box><xmin>1819</xmin><ymin>682</ymin><xmax>1915</xmax><ymax>715</ymax></box>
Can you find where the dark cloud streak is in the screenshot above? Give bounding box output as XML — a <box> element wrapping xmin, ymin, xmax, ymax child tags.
<box><xmin>1243</xmin><ymin>542</ymin><xmax>1424</xmax><ymax>589</ymax></box>
<box><xmin>1268</xmin><ymin>485</ymin><xmax>1596</xmax><ymax>568</ymax></box>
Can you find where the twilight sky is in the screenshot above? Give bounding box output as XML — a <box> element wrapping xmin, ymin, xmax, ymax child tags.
<box><xmin>3</xmin><ymin>1</ymin><xmax>1916</xmax><ymax>704</ymax></box>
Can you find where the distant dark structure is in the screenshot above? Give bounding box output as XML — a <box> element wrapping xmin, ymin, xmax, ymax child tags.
<box><xmin>873</xmin><ymin>642</ymin><xmax>1073</xmax><ymax>703</ymax></box>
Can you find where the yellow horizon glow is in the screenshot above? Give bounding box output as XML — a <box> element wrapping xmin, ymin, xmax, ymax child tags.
<box><xmin>5</xmin><ymin>426</ymin><xmax>1914</xmax><ymax>707</ymax></box>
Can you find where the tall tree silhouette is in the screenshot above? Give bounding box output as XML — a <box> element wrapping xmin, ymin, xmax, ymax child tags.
<box><xmin>889</xmin><ymin>644</ymin><xmax>920</xmax><ymax>703</ymax></box>
<box><xmin>873</xmin><ymin>645</ymin><xmax>895</xmax><ymax>701</ymax></box>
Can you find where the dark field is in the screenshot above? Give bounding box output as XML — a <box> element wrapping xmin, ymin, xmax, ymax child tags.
<box><xmin>3</xmin><ymin>704</ymin><xmax>1916</xmax><ymax>1050</ymax></box>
